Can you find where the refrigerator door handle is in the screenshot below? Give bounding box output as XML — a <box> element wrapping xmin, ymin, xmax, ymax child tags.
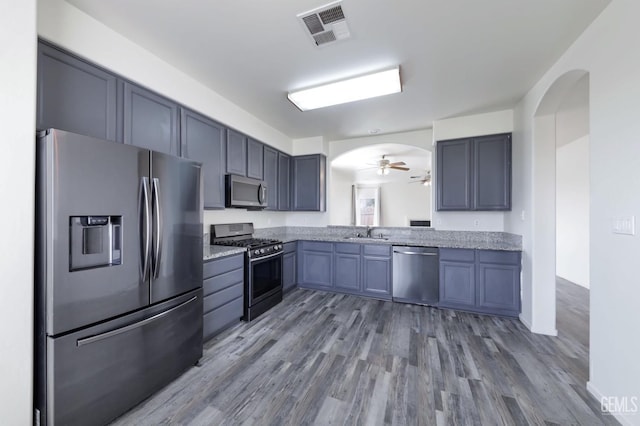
<box><xmin>139</xmin><ymin>177</ymin><xmax>151</xmax><ymax>282</ymax></box>
<box><xmin>76</xmin><ymin>295</ymin><xmax>198</xmax><ymax>347</ymax></box>
<box><xmin>151</xmin><ymin>177</ymin><xmax>163</xmax><ymax>279</ymax></box>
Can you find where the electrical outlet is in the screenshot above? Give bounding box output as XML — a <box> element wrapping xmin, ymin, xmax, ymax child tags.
<box><xmin>612</xmin><ymin>216</ymin><xmax>635</xmax><ymax>235</ymax></box>
<box><xmin>474</xmin><ymin>219</ymin><xmax>480</xmax><ymax>227</ymax></box>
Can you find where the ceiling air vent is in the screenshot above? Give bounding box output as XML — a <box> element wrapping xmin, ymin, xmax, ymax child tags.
<box><xmin>297</xmin><ymin>1</ymin><xmax>351</xmax><ymax>47</ymax></box>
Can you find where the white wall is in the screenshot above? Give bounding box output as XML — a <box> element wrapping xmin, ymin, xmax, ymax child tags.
<box><xmin>329</xmin><ymin>129</ymin><xmax>432</xmax><ymax>159</ymax></box>
<box><xmin>432</xmin><ymin>110</ymin><xmax>513</xmax><ymax>231</ymax></box>
<box><xmin>505</xmin><ymin>2</ymin><xmax>640</xmax><ymax>423</ymax></box>
<box><xmin>556</xmin><ymin>136</ymin><xmax>590</xmax><ymax>288</ymax></box>
<box><xmin>329</xmin><ymin>168</ymin><xmax>353</xmax><ymax>225</ymax></box>
<box><xmin>0</xmin><ymin>1</ymin><xmax>36</xmax><ymax>424</ymax></box>
<box><xmin>380</xmin><ymin>182</ymin><xmax>431</xmax><ymax>226</ymax></box>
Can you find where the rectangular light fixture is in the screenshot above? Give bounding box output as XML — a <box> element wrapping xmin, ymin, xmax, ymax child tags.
<box><xmin>287</xmin><ymin>66</ymin><xmax>401</xmax><ymax>111</ymax></box>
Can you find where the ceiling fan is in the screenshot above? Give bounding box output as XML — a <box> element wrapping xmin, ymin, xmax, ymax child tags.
<box><xmin>409</xmin><ymin>170</ymin><xmax>432</xmax><ymax>186</ymax></box>
<box><xmin>366</xmin><ymin>155</ymin><xmax>410</xmax><ymax>175</ymax></box>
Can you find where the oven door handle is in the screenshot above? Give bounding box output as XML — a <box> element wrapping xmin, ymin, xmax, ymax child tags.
<box><xmin>250</xmin><ymin>251</ymin><xmax>282</xmax><ymax>262</ymax></box>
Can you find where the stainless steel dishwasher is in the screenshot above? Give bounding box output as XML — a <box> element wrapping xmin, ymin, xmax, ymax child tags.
<box><xmin>392</xmin><ymin>246</ymin><xmax>439</xmax><ymax>306</ymax></box>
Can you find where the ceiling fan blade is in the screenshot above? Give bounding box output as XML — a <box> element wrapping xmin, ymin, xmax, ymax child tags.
<box><xmin>389</xmin><ymin>166</ymin><xmax>410</xmax><ymax>171</ymax></box>
<box><xmin>388</xmin><ymin>161</ymin><xmax>406</xmax><ymax>167</ymax></box>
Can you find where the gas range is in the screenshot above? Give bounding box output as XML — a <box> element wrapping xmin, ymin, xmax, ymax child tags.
<box><xmin>212</xmin><ymin>237</ymin><xmax>283</xmax><ymax>260</ymax></box>
<box><xmin>210</xmin><ymin>223</ymin><xmax>283</xmax><ymax>321</ymax></box>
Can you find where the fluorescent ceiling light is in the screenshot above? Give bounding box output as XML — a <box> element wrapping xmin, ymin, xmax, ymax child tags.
<box><xmin>288</xmin><ymin>67</ymin><xmax>401</xmax><ymax>111</ymax></box>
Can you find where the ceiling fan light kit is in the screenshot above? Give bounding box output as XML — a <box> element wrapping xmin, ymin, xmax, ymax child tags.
<box><xmin>287</xmin><ymin>67</ymin><xmax>401</xmax><ymax>111</ymax></box>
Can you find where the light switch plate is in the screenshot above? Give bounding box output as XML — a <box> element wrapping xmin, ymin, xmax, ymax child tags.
<box><xmin>612</xmin><ymin>216</ymin><xmax>635</xmax><ymax>235</ymax></box>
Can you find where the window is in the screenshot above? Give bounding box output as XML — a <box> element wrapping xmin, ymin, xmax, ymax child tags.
<box><xmin>354</xmin><ymin>186</ymin><xmax>380</xmax><ymax>226</ymax></box>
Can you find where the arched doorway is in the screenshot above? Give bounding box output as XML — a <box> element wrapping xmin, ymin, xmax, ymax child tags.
<box><xmin>531</xmin><ymin>69</ymin><xmax>590</xmax><ymax>339</ymax></box>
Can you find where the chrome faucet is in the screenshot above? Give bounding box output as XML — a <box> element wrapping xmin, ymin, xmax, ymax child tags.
<box><xmin>366</xmin><ymin>226</ymin><xmax>373</xmax><ymax>238</ymax></box>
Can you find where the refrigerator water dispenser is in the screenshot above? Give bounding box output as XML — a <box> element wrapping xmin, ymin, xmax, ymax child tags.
<box><xmin>69</xmin><ymin>216</ymin><xmax>122</xmax><ymax>271</ymax></box>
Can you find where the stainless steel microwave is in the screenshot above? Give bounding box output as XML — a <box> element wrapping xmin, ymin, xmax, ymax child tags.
<box><xmin>225</xmin><ymin>174</ymin><xmax>268</xmax><ymax>209</ymax></box>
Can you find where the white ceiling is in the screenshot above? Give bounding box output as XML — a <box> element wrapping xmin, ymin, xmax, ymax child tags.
<box><xmin>331</xmin><ymin>143</ymin><xmax>430</xmax><ymax>184</ymax></box>
<box><xmin>66</xmin><ymin>0</ymin><xmax>610</xmax><ymax>141</ymax></box>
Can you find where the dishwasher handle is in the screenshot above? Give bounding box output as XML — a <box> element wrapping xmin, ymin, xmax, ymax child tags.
<box><xmin>393</xmin><ymin>250</ymin><xmax>438</xmax><ymax>256</ymax></box>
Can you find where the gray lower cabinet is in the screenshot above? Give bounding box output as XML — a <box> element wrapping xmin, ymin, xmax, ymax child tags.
<box><xmin>122</xmin><ymin>82</ymin><xmax>180</xmax><ymax>155</ymax></box>
<box><xmin>37</xmin><ymin>41</ymin><xmax>117</xmax><ymax>141</ymax></box>
<box><xmin>226</xmin><ymin>129</ymin><xmax>247</xmax><ymax>176</ymax></box>
<box><xmin>298</xmin><ymin>241</ymin><xmax>333</xmax><ymax>289</ymax></box>
<box><xmin>278</xmin><ymin>153</ymin><xmax>291</xmax><ymax>211</ymax></box>
<box><xmin>263</xmin><ymin>146</ymin><xmax>278</xmax><ymax>210</ymax></box>
<box><xmin>299</xmin><ymin>241</ymin><xmax>391</xmax><ymax>300</ymax></box>
<box><xmin>202</xmin><ymin>254</ymin><xmax>244</xmax><ymax>341</ymax></box>
<box><xmin>477</xmin><ymin>250</ymin><xmax>521</xmax><ymax>316</ymax></box>
<box><xmin>439</xmin><ymin>249</ymin><xmax>476</xmax><ymax>309</ymax></box>
<box><xmin>282</xmin><ymin>242</ymin><xmax>297</xmax><ymax>292</ymax></box>
<box><xmin>439</xmin><ymin>248</ymin><xmax>520</xmax><ymax>317</ymax></box>
<box><xmin>180</xmin><ymin>108</ymin><xmax>226</xmax><ymax>209</ymax></box>
<box><xmin>247</xmin><ymin>138</ymin><xmax>264</xmax><ymax>180</ymax></box>
<box><xmin>436</xmin><ymin>133</ymin><xmax>511</xmax><ymax>211</ymax></box>
<box><xmin>334</xmin><ymin>243</ymin><xmax>361</xmax><ymax>291</ymax></box>
<box><xmin>292</xmin><ymin>154</ymin><xmax>326</xmax><ymax>211</ymax></box>
<box><xmin>362</xmin><ymin>245</ymin><xmax>392</xmax><ymax>298</ymax></box>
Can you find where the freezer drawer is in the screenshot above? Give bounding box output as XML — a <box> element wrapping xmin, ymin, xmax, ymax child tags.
<box><xmin>40</xmin><ymin>290</ymin><xmax>203</xmax><ymax>426</ymax></box>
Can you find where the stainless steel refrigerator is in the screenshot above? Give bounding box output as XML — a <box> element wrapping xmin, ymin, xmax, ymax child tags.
<box><xmin>34</xmin><ymin>129</ymin><xmax>204</xmax><ymax>426</ymax></box>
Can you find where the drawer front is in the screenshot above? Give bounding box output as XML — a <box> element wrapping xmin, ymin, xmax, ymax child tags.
<box><xmin>363</xmin><ymin>244</ymin><xmax>391</xmax><ymax>257</ymax></box>
<box><xmin>301</xmin><ymin>241</ymin><xmax>333</xmax><ymax>252</ymax></box>
<box><xmin>477</xmin><ymin>250</ymin><xmax>521</xmax><ymax>265</ymax></box>
<box><xmin>334</xmin><ymin>242</ymin><xmax>361</xmax><ymax>254</ymax></box>
<box><xmin>439</xmin><ymin>248</ymin><xmax>475</xmax><ymax>262</ymax></box>
<box><xmin>203</xmin><ymin>282</ymin><xmax>243</xmax><ymax>314</ymax></box>
<box><xmin>283</xmin><ymin>241</ymin><xmax>297</xmax><ymax>254</ymax></box>
<box><xmin>203</xmin><ymin>268</ymin><xmax>244</xmax><ymax>297</ymax></box>
<box><xmin>203</xmin><ymin>254</ymin><xmax>244</xmax><ymax>279</ymax></box>
<box><xmin>203</xmin><ymin>297</ymin><xmax>243</xmax><ymax>341</ymax></box>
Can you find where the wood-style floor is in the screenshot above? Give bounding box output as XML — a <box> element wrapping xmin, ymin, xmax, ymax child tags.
<box><xmin>111</xmin><ymin>281</ymin><xmax>616</xmax><ymax>425</ymax></box>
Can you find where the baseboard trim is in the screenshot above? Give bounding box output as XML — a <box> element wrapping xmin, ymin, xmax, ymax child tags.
<box><xmin>587</xmin><ymin>381</ymin><xmax>637</xmax><ymax>426</ymax></box>
<box><xmin>518</xmin><ymin>314</ymin><xmax>557</xmax><ymax>336</ymax></box>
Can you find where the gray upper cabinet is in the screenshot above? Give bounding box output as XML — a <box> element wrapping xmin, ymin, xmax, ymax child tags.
<box><xmin>37</xmin><ymin>41</ymin><xmax>117</xmax><ymax>141</ymax></box>
<box><xmin>292</xmin><ymin>154</ymin><xmax>326</xmax><ymax>211</ymax></box>
<box><xmin>247</xmin><ymin>138</ymin><xmax>264</xmax><ymax>180</ymax></box>
<box><xmin>122</xmin><ymin>82</ymin><xmax>179</xmax><ymax>155</ymax></box>
<box><xmin>474</xmin><ymin>134</ymin><xmax>512</xmax><ymax>210</ymax></box>
<box><xmin>436</xmin><ymin>139</ymin><xmax>472</xmax><ymax>210</ymax></box>
<box><xmin>226</xmin><ymin>129</ymin><xmax>247</xmax><ymax>176</ymax></box>
<box><xmin>436</xmin><ymin>133</ymin><xmax>511</xmax><ymax>211</ymax></box>
<box><xmin>278</xmin><ymin>153</ymin><xmax>291</xmax><ymax>211</ymax></box>
<box><xmin>263</xmin><ymin>146</ymin><xmax>278</xmax><ymax>210</ymax></box>
<box><xmin>180</xmin><ymin>108</ymin><xmax>226</xmax><ymax>209</ymax></box>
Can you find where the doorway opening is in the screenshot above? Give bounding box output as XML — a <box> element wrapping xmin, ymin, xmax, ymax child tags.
<box><xmin>533</xmin><ymin>69</ymin><xmax>590</xmax><ymax>369</ymax></box>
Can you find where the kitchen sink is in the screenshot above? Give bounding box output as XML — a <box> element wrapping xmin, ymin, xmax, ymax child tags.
<box><xmin>343</xmin><ymin>236</ymin><xmax>389</xmax><ymax>241</ymax></box>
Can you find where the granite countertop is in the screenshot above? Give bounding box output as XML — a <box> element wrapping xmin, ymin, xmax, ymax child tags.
<box><xmin>203</xmin><ymin>227</ymin><xmax>522</xmax><ymax>260</ymax></box>
<box><xmin>255</xmin><ymin>227</ymin><xmax>522</xmax><ymax>251</ymax></box>
<box><xmin>203</xmin><ymin>245</ymin><xmax>246</xmax><ymax>261</ymax></box>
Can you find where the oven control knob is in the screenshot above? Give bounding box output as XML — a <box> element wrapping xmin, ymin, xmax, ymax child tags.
<box><xmin>260</xmin><ymin>249</ymin><xmax>265</xmax><ymax>254</ymax></box>
<box><xmin>254</xmin><ymin>250</ymin><xmax>260</xmax><ymax>255</ymax></box>
<box><xmin>276</xmin><ymin>245</ymin><xmax>281</xmax><ymax>250</ymax></box>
